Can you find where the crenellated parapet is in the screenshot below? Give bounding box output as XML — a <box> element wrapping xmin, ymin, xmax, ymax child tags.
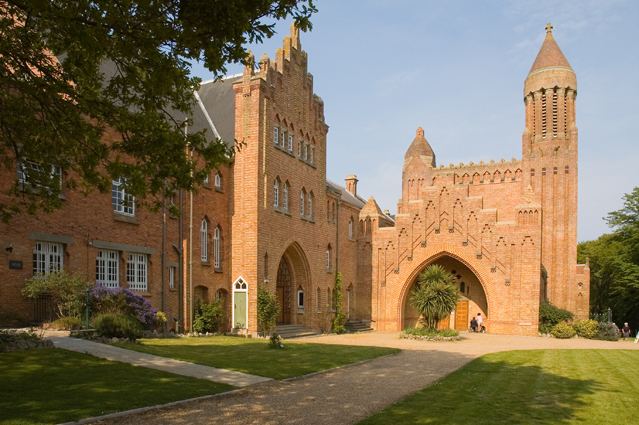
<box><xmin>431</xmin><ymin>158</ymin><xmax>524</xmax><ymax>186</ymax></box>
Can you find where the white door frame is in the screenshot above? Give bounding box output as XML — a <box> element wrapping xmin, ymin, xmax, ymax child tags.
<box><xmin>232</xmin><ymin>276</ymin><xmax>249</xmax><ymax>329</ymax></box>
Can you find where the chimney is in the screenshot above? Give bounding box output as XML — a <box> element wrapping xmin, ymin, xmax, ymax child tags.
<box><xmin>345</xmin><ymin>175</ymin><xmax>358</xmax><ymax>197</ymax></box>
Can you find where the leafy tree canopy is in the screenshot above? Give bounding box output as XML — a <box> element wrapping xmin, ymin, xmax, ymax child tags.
<box><xmin>578</xmin><ymin>186</ymin><xmax>639</xmax><ymax>330</ymax></box>
<box><xmin>0</xmin><ymin>0</ymin><xmax>316</xmax><ymax>220</ymax></box>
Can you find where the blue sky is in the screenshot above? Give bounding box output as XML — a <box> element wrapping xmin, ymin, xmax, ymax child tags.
<box><xmin>192</xmin><ymin>0</ymin><xmax>639</xmax><ymax>242</ymax></box>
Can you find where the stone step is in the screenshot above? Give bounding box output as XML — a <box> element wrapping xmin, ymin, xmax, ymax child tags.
<box><xmin>274</xmin><ymin>325</ymin><xmax>321</xmax><ymax>339</ymax></box>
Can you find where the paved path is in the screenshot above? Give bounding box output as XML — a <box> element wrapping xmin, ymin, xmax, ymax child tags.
<box><xmin>49</xmin><ymin>336</ymin><xmax>271</xmax><ymax>387</ymax></box>
<box><xmin>90</xmin><ymin>332</ymin><xmax>637</xmax><ymax>425</ymax></box>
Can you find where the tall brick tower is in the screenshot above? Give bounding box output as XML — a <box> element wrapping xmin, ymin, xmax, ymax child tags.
<box><xmin>522</xmin><ymin>24</ymin><xmax>587</xmax><ymax>317</ymax></box>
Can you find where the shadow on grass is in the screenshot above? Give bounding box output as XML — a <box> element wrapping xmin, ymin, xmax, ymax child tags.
<box><xmin>0</xmin><ymin>348</ymin><xmax>230</xmax><ymax>425</ymax></box>
<box><xmin>360</xmin><ymin>352</ymin><xmax>604</xmax><ymax>425</ymax></box>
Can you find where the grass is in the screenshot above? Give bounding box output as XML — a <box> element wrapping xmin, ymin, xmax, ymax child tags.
<box><xmin>115</xmin><ymin>336</ymin><xmax>399</xmax><ymax>379</ymax></box>
<box><xmin>0</xmin><ymin>348</ymin><xmax>233</xmax><ymax>425</ymax></box>
<box><xmin>360</xmin><ymin>349</ymin><xmax>639</xmax><ymax>425</ymax></box>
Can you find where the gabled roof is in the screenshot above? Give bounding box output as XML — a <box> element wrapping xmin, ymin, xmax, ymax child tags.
<box><xmin>197</xmin><ymin>75</ymin><xmax>242</xmax><ymax>146</ymax></box>
<box><xmin>326</xmin><ymin>180</ymin><xmax>366</xmax><ymax>209</ymax></box>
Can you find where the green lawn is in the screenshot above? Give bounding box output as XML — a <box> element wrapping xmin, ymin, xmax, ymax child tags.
<box><xmin>360</xmin><ymin>349</ymin><xmax>639</xmax><ymax>425</ymax></box>
<box><xmin>115</xmin><ymin>336</ymin><xmax>399</xmax><ymax>379</ymax></box>
<box><xmin>0</xmin><ymin>348</ymin><xmax>233</xmax><ymax>425</ymax></box>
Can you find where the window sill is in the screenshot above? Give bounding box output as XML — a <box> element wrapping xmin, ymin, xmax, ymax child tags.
<box><xmin>301</xmin><ymin>216</ymin><xmax>315</xmax><ymax>223</ymax></box>
<box><xmin>113</xmin><ymin>213</ymin><xmax>139</xmax><ymax>224</ymax></box>
<box><xmin>215</xmin><ymin>187</ymin><xmax>223</xmax><ymax>193</ymax></box>
<box><xmin>274</xmin><ymin>208</ymin><xmax>292</xmax><ymax>217</ymax></box>
<box><xmin>214</xmin><ymin>267</ymin><xmax>223</xmax><ymax>273</ymax></box>
<box><xmin>201</xmin><ymin>261</ymin><xmax>211</xmax><ymax>267</ymax></box>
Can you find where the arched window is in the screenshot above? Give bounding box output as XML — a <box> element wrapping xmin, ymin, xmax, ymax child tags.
<box><xmin>310</xmin><ymin>145</ymin><xmax>315</xmax><ymax>165</ymax></box>
<box><xmin>264</xmin><ymin>252</ymin><xmax>269</xmax><ymax>280</ymax></box>
<box><xmin>213</xmin><ymin>226</ymin><xmax>221</xmax><ymax>269</ymax></box>
<box><xmin>288</xmin><ymin>134</ymin><xmax>294</xmax><ymax>153</ymax></box>
<box><xmin>300</xmin><ymin>188</ymin><xmax>306</xmax><ymax>217</ymax></box>
<box><xmin>325</xmin><ymin>244</ymin><xmax>332</xmax><ymax>272</ymax></box>
<box><xmin>316</xmin><ymin>287</ymin><xmax>321</xmax><ymax>311</ymax></box>
<box><xmin>200</xmin><ymin>218</ymin><xmax>209</xmax><ymax>262</ymax></box>
<box><xmin>348</xmin><ymin>216</ymin><xmax>354</xmax><ymax>239</ymax></box>
<box><xmin>307</xmin><ymin>191</ymin><xmax>314</xmax><ymax>219</ymax></box>
<box><xmin>281</xmin><ymin>127</ymin><xmax>287</xmax><ymax>147</ymax></box>
<box><xmin>282</xmin><ymin>181</ymin><xmax>290</xmax><ymax>212</ymax></box>
<box><xmin>297</xmin><ymin>286</ymin><xmax>304</xmax><ymax>309</ymax></box>
<box><xmin>214</xmin><ymin>172</ymin><xmax>222</xmax><ymax>190</ymax></box>
<box><xmin>273</xmin><ymin>177</ymin><xmax>280</xmax><ymax>209</ymax></box>
<box><xmin>273</xmin><ymin>125</ymin><xmax>279</xmax><ymax>146</ymax></box>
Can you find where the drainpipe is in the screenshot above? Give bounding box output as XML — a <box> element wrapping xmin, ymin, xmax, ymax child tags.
<box><xmin>161</xmin><ymin>185</ymin><xmax>166</xmax><ymax>315</ymax></box>
<box><xmin>188</xmin><ymin>147</ymin><xmax>194</xmax><ymax>332</ymax></box>
<box><xmin>335</xmin><ymin>199</ymin><xmax>340</xmax><ymax>279</ymax></box>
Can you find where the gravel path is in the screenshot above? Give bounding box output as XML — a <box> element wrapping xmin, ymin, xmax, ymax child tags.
<box><xmin>91</xmin><ymin>332</ymin><xmax>637</xmax><ymax>425</ymax></box>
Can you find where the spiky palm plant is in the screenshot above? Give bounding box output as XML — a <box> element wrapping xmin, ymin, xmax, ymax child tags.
<box><xmin>409</xmin><ymin>264</ymin><xmax>459</xmax><ymax>330</ymax></box>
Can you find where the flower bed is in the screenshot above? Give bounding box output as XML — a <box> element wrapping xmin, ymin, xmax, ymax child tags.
<box><xmin>400</xmin><ymin>327</ymin><xmax>462</xmax><ymax>342</ymax></box>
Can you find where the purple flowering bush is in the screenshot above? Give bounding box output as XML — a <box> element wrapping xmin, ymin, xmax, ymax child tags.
<box><xmin>90</xmin><ymin>287</ymin><xmax>157</xmax><ymax>329</ymax></box>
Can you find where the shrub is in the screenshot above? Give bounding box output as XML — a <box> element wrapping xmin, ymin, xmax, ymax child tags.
<box><xmin>551</xmin><ymin>321</ymin><xmax>576</xmax><ymax>339</ymax></box>
<box><xmin>595</xmin><ymin>322</ymin><xmax>620</xmax><ymax>341</ymax></box>
<box><xmin>93</xmin><ymin>313</ymin><xmax>143</xmax><ymax>340</ymax></box>
<box><xmin>257</xmin><ymin>287</ymin><xmax>279</xmax><ymax>336</ymax></box>
<box><xmin>22</xmin><ymin>271</ymin><xmax>91</xmax><ymax>318</ymax></box>
<box><xmin>332</xmin><ymin>272</ymin><xmax>347</xmax><ymax>334</ymax></box>
<box><xmin>539</xmin><ymin>301</ymin><xmax>574</xmax><ymax>334</ymax></box>
<box><xmin>268</xmin><ymin>333</ymin><xmax>285</xmax><ymax>349</ymax></box>
<box><xmin>573</xmin><ymin>319</ymin><xmax>598</xmax><ymax>339</ymax></box>
<box><xmin>403</xmin><ymin>327</ymin><xmax>459</xmax><ymax>337</ymax></box>
<box><xmin>90</xmin><ymin>287</ymin><xmax>157</xmax><ymax>329</ymax></box>
<box><xmin>50</xmin><ymin>316</ymin><xmax>82</xmax><ymax>330</ymax></box>
<box><xmin>409</xmin><ymin>265</ymin><xmax>459</xmax><ymax>330</ymax></box>
<box><xmin>193</xmin><ymin>302</ymin><xmax>224</xmax><ymax>334</ymax></box>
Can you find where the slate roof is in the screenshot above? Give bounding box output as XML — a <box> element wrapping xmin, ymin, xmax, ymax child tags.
<box><xmin>197</xmin><ymin>76</ymin><xmax>242</xmax><ymax>146</ymax></box>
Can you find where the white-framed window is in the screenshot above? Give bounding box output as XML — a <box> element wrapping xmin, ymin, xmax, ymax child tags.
<box><xmin>200</xmin><ymin>219</ymin><xmax>209</xmax><ymax>262</ymax></box>
<box><xmin>303</xmin><ymin>143</ymin><xmax>308</xmax><ymax>161</ymax></box>
<box><xmin>310</xmin><ymin>146</ymin><xmax>314</xmax><ymax>165</ymax></box>
<box><xmin>325</xmin><ymin>245</ymin><xmax>332</xmax><ymax>272</ymax></box>
<box><xmin>96</xmin><ymin>249</ymin><xmax>119</xmax><ymax>288</ymax></box>
<box><xmin>273</xmin><ymin>126</ymin><xmax>279</xmax><ymax>146</ymax></box>
<box><xmin>297</xmin><ymin>288</ymin><xmax>304</xmax><ymax>309</ymax></box>
<box><xmin>281</xmin><ymin>128</ymin><xmax>287</xmax><ymax>147</ymax></box>
<box><xmin>214</xmin><ymin>173</ymin><xmax>222</xmax><ymax>190</ymax></box>
<box><xmin>298</xmin><ymin>140</ymin><xmax>303</xmax><ymax>157</ymax></box>
<box><xmin>307</xmin><ymin>191</ymin><xmax>314</xmax><ymax>219</ymax></box>
<box><xmin>169</xmin><ymin>266</ymin><xmax>176</xmax><ymax>290</ymax></box>
<box><xmin>33</xmin><ymin>241</ymin><xmax>64</xmax><ymax>275</ymax></box>
<box><xmin>282</xmin><ymin>181</ymin><xmax>289</xmax><ymax>212</ymax></box>
<box><xmin>274</xmin><ymin>178</ymin><xmax>280</xmax><ymax>209</ymax></box>
<box><xmin>213</xmin><ymin>226</ymin><xmax>221</xmax><ymax>269</ymax></box>
<box><xmin>126</xmin><ymin>253</ymin><xmax>148</xmax><ymax>291</ymax></box>
<box><xmin>18</xmin><ymin>161</ymin><xmax>62</xmax><ymax>190</ymax></box>
<box><xmin>203</xmin><ymin>174</ymin><xmax>210</xmax><ymax>185</ymax></box>
<box><xmin>288</xmin><ymin>134</ymin><xmax>294</xmax><ymax>153</ymax></box>
<box><xmin>112</xmin><ymin>177</ymin><xmax>135</xmax><ymax>216</ymax></box>
<box><xmin>300</xmin><ymin>189</ymin><xmax>306</xmax><ymax>217</ymax></box>
<box><xmin>348</xmin><ymin>217</ymin><xmax>354</xmax><ymax>240</ymax></box>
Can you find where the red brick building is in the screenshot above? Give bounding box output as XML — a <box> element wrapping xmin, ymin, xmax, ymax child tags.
<box><xmin>0</xmin><ymin>24</ymin><xmax>588</xmax><ymax>336</ymax></box>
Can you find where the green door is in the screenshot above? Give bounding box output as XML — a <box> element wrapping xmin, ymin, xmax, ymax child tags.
<box><xmin>234</xmin><ymin>292</ymin><xmax>247</xmax><ymax>329</ymax></box>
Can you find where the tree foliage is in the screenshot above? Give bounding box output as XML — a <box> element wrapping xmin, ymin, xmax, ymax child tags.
<box><xmin>0</xmin><ymin>0</ymin><xmax>316</xmax><ymax>220</ymax></box>
<box><xmin>257</xmin><ymin>286</ymin><xmax>279</xmax><ymax>336</ymax></box>
<box><xmin>409</xmin><ymin>264</ymin><xmax>459</xmax><ymax>330</ymax></box>
<box><xmin>578</xmin><ymin>186</ymin><xmax>639</xmax><ymax>331</ymax></box>
<box><xmin>22</xmin><ymin>271</ymin><xmax>91</xmax><ymax>318</ymax></box>
<box><xmin>331</xmin><ymin>272</ymin><xmax>346</xmax><ymax>334</ymax></box>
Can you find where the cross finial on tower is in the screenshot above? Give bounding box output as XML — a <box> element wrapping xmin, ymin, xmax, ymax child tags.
<box><xmin>545</xmin><ymin>23</ymin><xmax>553</xmax><ymax>34</ymax></box>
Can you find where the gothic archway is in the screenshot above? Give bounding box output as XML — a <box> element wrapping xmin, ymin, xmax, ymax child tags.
<box><xmin>402</xmin><ymin>254</ymin><xmax>489</xmax><ymax>331</ymax></box>
<box><xmin>276</xmin><ymin>242</ymin><xmax>311</xmax><ymax>325</ymax></box>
